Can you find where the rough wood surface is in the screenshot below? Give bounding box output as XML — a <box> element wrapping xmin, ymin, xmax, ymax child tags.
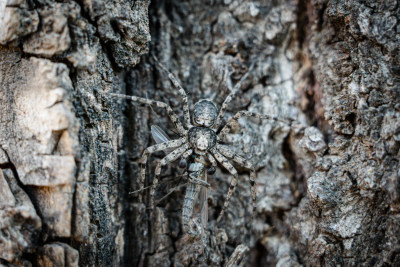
<box><xmin>0</xmin><ymin>0</ymin><xmax>399</xmax><ymax>266</ymax></box>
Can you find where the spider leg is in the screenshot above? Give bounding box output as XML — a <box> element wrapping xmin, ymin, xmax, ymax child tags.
<box><xmin>214</xmin><ymin>62</ymin><xmax>256</xmax><ymax>130</ymax></box>
<box><xmin>153</xmin><ymin>55</ymin><xmax>192</xmax><ymax>128</ymax></box>
<box><xmin>106</xmin><ymin>92</ymin><xmax>187</xmax><ymax>135</ymax></box>
<box><xmin>218</xmin><ymin>110</ymin><xmax>295</xmax><ymax>137</ymax></box>
<box><xmin>150</xmin><ymin>143</ymin><xmax>191</xmax><ymax>209</ymax></box>
<box><xmin>215</xmin><ymin>144</ymin><xmax>257</xmax><ymax>218</ymax></box>
<box><xmin>215</xmin><ymin>144</ymin><xmax>252</xmax><ymax>169</ymax></box>
<box><xmin>181</xmin><ymin>148</ymin><xmax>193</xmax><ymax>162</ymax></box>
<box><xmin>139</xmin><ymin>137</ymin><xmax>187</xmax><ymax>201</ymax></box>
<box><xmin>249</xmin><ymin>170</ymin><xmax>257</xmax><ymax>219</ymax></box>
<box><xmin>210</xmin><ymin>149</ymin><xmax>240</xmax><ymax>223</ymax></box>
<box><xmin>206</xmin><ymin>152</ymin><xmax>218</xmax><ymax>168</ymax></box>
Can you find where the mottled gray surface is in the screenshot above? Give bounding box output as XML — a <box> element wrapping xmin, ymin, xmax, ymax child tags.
<box><xmin>0</xmin><ymin>0</ymin><xmax>399</xmax><ymax>266</ymax></box>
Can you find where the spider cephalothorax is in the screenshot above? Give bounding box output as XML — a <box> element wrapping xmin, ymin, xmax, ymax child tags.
<box><xmin>188</xmin><ymin>127</ymin><xmax>217</xmax><ymax>155</ymax></box>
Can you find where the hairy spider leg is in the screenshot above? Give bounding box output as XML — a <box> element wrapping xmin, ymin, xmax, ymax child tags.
<box><xmin>210</xmin><ymin>67</ymin><xmax>232</xmax><ymax>103</ymax></box>
<box><xmin>218</xmin><ymin>110</ymin><xmax>295</xmax><ymax>137</ymax></box>
<box><xmin>215</xmin><ymin>144</ymin><xmax>257</xmax><ymax>219</ymax></box>
<box><xmin>214</xmin><ymin>62</ymin><xmax>256</xmax><ymax>130</ymax></box>
<box><xmin>249</xmin><ymin>170</ymin><xmax>257</xmax><ymax>219</ymax></box>
<box><xmin>216</xmin><ymin>144</ymin><xmax>253</xmax><ymax>169</ymax></box>
<box><xmin>107</xmin><ymin>92</ymin><xmax>187</xmax><ymax>135</ymax></box>
<box><xmin>153</xmin><ymin>56</ymin><xmax>192</xmax><ymax>128</ymax></box>
<box><xmin>181</xmin><ymin>148</ymin><xmax>193</xmax><ymax>164</ymax></box>
<box><xmin>206</xmin><ymin>152</ymin><xmax>218</xmax><ymax>168</ymax></box>
<box><xmin>150</xmin><ymin>143</ymin><xmax>192</xmax><ymax>209</ymax></box>
<box><xmin>139</xmin><ymin>137</ymin><xmax>186</xmax><ymax>201</ymax></box>
<box><xmin>210</xmin><ymin>149</ymin><xmax>240</xmax><ymax>223</ymax></box>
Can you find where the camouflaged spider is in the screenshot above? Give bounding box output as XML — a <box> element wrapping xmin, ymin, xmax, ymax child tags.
<box><xmin>107</xmin><ymin>57</ymin><xmax>294</xmax><ymax>233</ymax></box>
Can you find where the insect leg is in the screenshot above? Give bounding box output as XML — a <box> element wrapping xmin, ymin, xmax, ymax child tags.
<box><xmin>218</xmin><ymin>110</ymin><xmax>295</xmax><ymax>137</ymax></box>
<box><xmin>215</xmin><ymin>144</ymin><xmax>257</xmax><ymax>218</ymax></box>
<box><xmin>130</xmin><ymin>175</ymin><xmax>182</xmax><ymax>195</ymax></box>
<box><xmin>150</xmin><ymin>143</ymin><xmax>191</xmax><ymax>209</ymax></box>
<box><xmin>139</xmin><ymin>137</ymin><xmax>186</xmax><ymax>201</ymax></box>
<box><xmin>105</xmin><ymin>91</ymin><xmax>187</xmax><ymax>135</ymax></box>
<box><xmin>187</xmin><ymin>177</ymin><xmax>210</xmax><ymax>188</ymax></box>
<box><xmin>210</xmin><ymin>149</ymin><xmax>239</xmax><ymax>223</ymax></box>
<box><xmin>155</xmin><ymin>180</ymin><xmax>187</xmax><ymax>206</ymax></box>
<box><xmin>153</xmin><ymin>55</ymin><xmax>192</xmax><ymax>128</ymax></box>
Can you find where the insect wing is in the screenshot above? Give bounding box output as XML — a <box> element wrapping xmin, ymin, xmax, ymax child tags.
<box><xmin>199</xmin><ymin>172</ymin><xmax>208</xmax><ymax>231</ymax></box>
<box><xmin>151</xmin><ymin>125</ymin><xmax>170</xmax><ymax>144</ymax></box>
<box><xmin>151</xmin><ymin>125</ymin><xmax>177</xmax><ymax>154</ymax></box>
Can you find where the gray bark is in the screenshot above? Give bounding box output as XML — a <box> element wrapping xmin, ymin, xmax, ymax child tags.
<box><xmin>0</xmin><ymin>0</ymin><xmax>399</xmax><ymax>266</ymax></box>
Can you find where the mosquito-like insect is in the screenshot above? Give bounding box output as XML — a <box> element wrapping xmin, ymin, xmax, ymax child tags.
<box><xmin>102</xmin><ymin>56</ymin><xmax>296</xmax><ymax>238</ymax></box>
<box><xmin>151</xmin><ymin>125</ymin><xmax>210</xmax><ymax>237</ymax></box>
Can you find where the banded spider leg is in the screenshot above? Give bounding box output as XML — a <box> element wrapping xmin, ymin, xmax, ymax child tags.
<box><xmin>212</xmin><ymin>113</ymin><xmax>296</xmax><ymax>222</ymax></box>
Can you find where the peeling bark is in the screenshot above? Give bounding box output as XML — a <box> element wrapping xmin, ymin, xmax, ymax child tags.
<box><xmin>0</xmin><ymin>0</ymin><xmax>399</xmax><ymax>266</ymax></box>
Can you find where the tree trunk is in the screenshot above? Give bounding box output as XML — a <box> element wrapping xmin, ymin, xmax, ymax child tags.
<box><xmin>1</xmin><ymin>0</ymin><xmax>399</xmax><ymax>266</ymax></box>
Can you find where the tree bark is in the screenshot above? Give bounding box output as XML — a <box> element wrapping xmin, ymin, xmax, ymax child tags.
<box><xmin>0</xmin><ymin>0</ymin><xmax>399</xmax><ymax>266</ymax></box>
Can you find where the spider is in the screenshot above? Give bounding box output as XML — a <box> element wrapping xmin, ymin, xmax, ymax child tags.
<box><xmin>106</xmin><ymin>56</ymin><xmax>294</xmax><ymax>224</ymax></box>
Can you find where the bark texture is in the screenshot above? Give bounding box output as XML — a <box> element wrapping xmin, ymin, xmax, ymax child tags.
<box><xmin>0</xmin><ymin>0</ymin><xmax>399</xmax><ymax>266</ymax></box>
